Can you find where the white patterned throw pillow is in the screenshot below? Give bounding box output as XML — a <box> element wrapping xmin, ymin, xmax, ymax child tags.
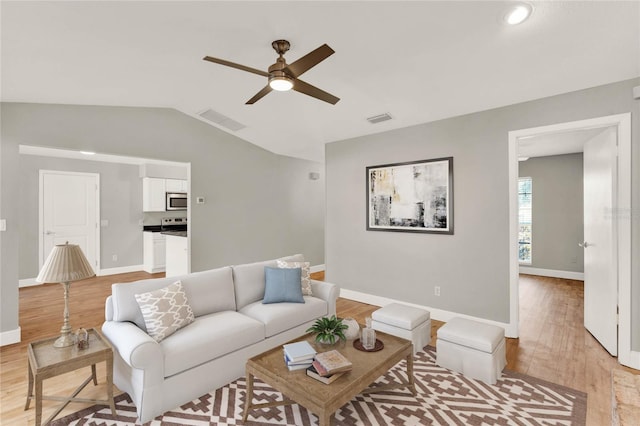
<box><xmin>276</xmin><ymin>260</ymin><xmax>312</xmax><ymax>296</ymax></box>
<box><xmin>134</xmin><ymin>281</ymin><xmax>195</xmax><ymax>342</ymax></box>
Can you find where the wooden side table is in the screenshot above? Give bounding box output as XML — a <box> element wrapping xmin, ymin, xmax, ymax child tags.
<box><xmin>24</xmin><ymin>328</ymin><xmax>117</xmax><ymax>426</ymax></box>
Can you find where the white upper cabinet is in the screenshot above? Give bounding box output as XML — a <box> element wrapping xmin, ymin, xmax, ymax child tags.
<box><xmin>165</xmin><ymin>179</ymin><xmax>188</xmax><ymax>193</ymax></box>
<box><xmin>142</xmin><ymin>177</ymin><xmax>166</xmax><ymax>212</ymax></box>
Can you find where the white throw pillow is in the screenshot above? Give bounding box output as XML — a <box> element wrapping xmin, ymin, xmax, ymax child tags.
<box><xmin>276</xmin><ymin>260</ymin><xmax>312</xmax><ymax>296</ymax></box>
<box><xmin>134</xmin><ymin>280</ymin><xmax>195</xmax><ymax>342</ymax></box>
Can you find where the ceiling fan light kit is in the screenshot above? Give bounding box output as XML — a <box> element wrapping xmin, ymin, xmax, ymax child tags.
<box><xmin>269</xmin><ymin>76</ymin><xmax>293</xmax><ymax>91</ymax></box>
<box><xmin>203</xmin><ymin>39</ymin><xmax>339</xmax><ymax>104</ymax></box>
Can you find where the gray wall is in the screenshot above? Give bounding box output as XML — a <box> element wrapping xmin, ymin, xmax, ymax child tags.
<box><xmin>1</xmin><ymin>104</ymin><xmax>325</xmax><ymax>338</ymax></box>
<box><xmin>325</xmin><ymin>78</ymin><xmax>639</xmax><ymax>350</ymax></box>
<box><xmin>19</xmin><ymin>155</ymin><xmax>144</xmax><ymax>278</ymax></box>
<box><xmin>518</xmin><ymin>154</ymin><xmax>584</xmax><ymax>273</ymax></box>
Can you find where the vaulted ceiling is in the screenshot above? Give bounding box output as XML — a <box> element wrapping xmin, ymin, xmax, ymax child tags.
<box><xmin>2</xmin><ymin>1</ymin><xmax>639</xmax><ymax>162</ymax></box>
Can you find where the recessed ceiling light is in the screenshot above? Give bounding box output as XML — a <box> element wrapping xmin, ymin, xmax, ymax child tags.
<box><xmin>504</xmin><ymin>3</ymin><xmax>533</xmax><ymax>25</ymax></box>
<box><xmin>80</xmin><ymin>151</ymin><xmax>96</xmax><ymax>155</ymax></box>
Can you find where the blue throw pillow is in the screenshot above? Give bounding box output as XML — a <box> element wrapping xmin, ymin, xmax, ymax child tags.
<box><xmin>263</xmin><ymin>266</ymin><xmax>305</xmax><ymax>304</ymax></box>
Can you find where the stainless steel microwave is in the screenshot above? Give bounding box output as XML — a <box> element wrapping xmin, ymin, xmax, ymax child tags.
<box><xmin>166</xmin><ymin>192</ymin><xmax>187</xmax><ymax>211</ymax></box>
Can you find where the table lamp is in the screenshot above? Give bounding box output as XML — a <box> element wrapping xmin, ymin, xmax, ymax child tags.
<box><xmin>36</xmin><ymin>242</ymin><xmax>95</xmax><ymax>347</ymax></box>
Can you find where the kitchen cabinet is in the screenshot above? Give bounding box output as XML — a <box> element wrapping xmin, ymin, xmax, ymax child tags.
<box><xmin>165</xmin><ymin>179</ymin><xmax>187</xmax><ymax>193</ymax></box>
<box><xmin>143</xmin><ymin>232</ymin><xmax>166</xmax><ymax>273</ymax></box>
<box><xmin>142</xmin><ymin>178</ymin><xmax>166</xmax><ymax>212</ymax></box>
<box><xmin>165</xmin><ymin>234</ymin><xmax>188</xmax><ymax>277</ymax></box>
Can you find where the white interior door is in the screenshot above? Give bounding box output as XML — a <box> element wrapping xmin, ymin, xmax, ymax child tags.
<box><xmin>40</xmin><ymin>171</ymin><xmax>100</xmax><ymax>272</ymax></box>
<box><xmin>583</xmin><ymin>127</ymin><xmax>617</xmax><ymax>356</ymax></box>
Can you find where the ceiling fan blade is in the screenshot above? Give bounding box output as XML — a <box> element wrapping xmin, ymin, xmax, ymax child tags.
<box><xmin>283</xmin><ymin>44</ymin><xmax>335</xmax><ymax>78</ymax></box>
<box><xmin>203</xmin><ymin>56</ymin><xmax>270</xmax><ymax>78</ymax></box>
<box><xmin>246</xmin><ymin>85</ymin><xmax>273</xmax><ymax>104</ymax></box>
<box><xmin>292</xmin><ymin>79</ymin><xmax>340</xmax><ymax>105</ymax></box>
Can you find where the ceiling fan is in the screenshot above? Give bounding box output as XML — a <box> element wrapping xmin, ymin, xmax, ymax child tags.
<box><xmin>203</xmin><ymin>40</ymin><xmax>340</xmax><ymax>105</ymax></box>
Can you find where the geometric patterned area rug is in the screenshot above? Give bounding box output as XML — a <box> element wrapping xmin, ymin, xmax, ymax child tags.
<box><xmin>51</xmin><ymin>346</ymin><xmax>586</xmax><ymax>426</ymax></box>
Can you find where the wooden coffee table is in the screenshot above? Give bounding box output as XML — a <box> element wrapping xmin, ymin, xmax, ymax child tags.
<box><xmin>243</xmin><ymin>331</ymin><xmax>415</xmax><ymax>426</ymax></box>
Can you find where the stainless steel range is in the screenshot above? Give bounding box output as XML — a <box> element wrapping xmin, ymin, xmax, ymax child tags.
<box><xmin>161</xmin><ymin>217</ymin><xmax>187</xmax><ymax>232</ymax></box>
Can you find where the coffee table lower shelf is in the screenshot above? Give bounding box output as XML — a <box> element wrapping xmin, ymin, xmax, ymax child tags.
<box><xmin>242</xmin><ymin>332</ymin><xmax>415</xmax><ymax>426</ymax></box>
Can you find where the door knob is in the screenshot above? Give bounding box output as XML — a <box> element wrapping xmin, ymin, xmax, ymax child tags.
<box><xmin>578</xmin><ymin>241</ymin><xmax>590</xmax><ymax>248</ymax></box>
<box><xmin>45</xmin><ymin>230</ymin><xmax>56</xmax><ymax>235</ymax></box>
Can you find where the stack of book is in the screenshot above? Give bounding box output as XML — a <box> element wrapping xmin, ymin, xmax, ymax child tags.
<box><xmin>306</xmin><ymin>349</ymin><xmax>352</xmax><ymax>384</ymax></box>
<box><xmin>283</xmin><ymin>340</ymin><xmax>316</xmax><ymax>371</ymax></box>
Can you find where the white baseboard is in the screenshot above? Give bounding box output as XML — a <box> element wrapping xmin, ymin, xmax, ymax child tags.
<box><xmin>310</xmin><ymin>264</ymin><xmax>325</xmax><ymax>274</ymax></box>
<box><xmin>620</xmin><ymin>349</ymin><xmax>640</xmax><ymax>371</ymax></box>
<box><xmin>0</xmin><ymin>327</ymin><xmax>21</xmax><ymax>346</ymax></box>
<box><xmin>340</xmin><ymin>288</ymin><xmax>518</xmax><ymax>338</ymax></box>
<box><xmin>20</xmin><ymin>265</ymin><xmax>145</xmax><ymax>287</ymax></box>
<box><xmin>96</xmin><ymin>264</ymin><xmax>144</xmax><ymax>276</ymax></box>
<box><xmin>19</xmin><ymin>278</ymin><xmax>40</xmax><ymax>288</ymax></box>
<box><xmin>519</xmin><ymin>266</ymin><xmax>584</xmax><ymax>281</ymax></box>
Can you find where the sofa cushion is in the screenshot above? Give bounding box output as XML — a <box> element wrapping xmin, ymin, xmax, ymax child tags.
<box><xmin>161</xmin><ymin>311</ymin><xmax>265</xmax><ymax>377</ymax></box>
<box><xmin>240</xmin><ymin>296</ymin><xmax>327</xmax><ymax>338</ymax></box>
<box><xmin>180</xmin><ymin>267</ymin><xmax>236</xmax><ymax>317</ymax></box>
<box><xmin>232</xmin><ymin>254</ymin><xmax>305</xmax><ymax>310</ymax></box>
<box><xmin>111</xmin><ymin>266</ymin><xmax>235</xmax><ymax>331</ymax></box>
<box><xmin>263</xmin><ymin>267</ymin><xmax>304</xmax><ymax>304</ymax></box>
<box><xmin>134</xmin><ymin>281</ymin><xmax>195</xmax><ymax>342</ymax></box>
<box><xmin>276</xmin><ymin>260</ymin><xmax>312</xmax><ymax>296</ymax></box>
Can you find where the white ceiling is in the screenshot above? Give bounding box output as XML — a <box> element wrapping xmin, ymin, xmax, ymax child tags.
<box><xmin>2</xmin><ymin>1</ymin><xmax>639</xmax><ymax>162</ymax></box>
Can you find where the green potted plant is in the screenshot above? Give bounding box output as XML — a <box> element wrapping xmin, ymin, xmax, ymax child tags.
<box><xmin>306</xmin><ymin>315</ymin><xmax>349</xmax><ymax>345</ymax></box>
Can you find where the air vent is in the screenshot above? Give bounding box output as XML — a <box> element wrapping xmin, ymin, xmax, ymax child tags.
<box><xmin>366</xmin><ymin>113</ymin><xmax>393</xmax><ymax>124</ymax></box>
<box><xmin>198</xmin><ymin>109</ymin><xmax>246</xmax><ymax>131</ymax></box>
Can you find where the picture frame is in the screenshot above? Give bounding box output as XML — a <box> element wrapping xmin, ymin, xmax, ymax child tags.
<box><xmin>366</xmin><ymin>157</ymin><xmax>453</xmax><ymax>234</ymax></box>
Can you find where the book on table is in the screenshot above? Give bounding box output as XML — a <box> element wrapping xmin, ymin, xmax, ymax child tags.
<box><xmin>313</xmin><ymin>350</ymin><xmax>353</xmax><ymax>376</ymax></box>
<box><xmin>306</xmin><ymin>364</ymin><xmax>344</xmax><ymax>384</ymax></box>
<box><xmin>287</xmin><ymin>361</ymin><xmax>313</xmax><ymax>371</ymax></box>
<box><xmin>283</xmin><ymin>340</ymin><xmax>316</xmax><ymax>363</ymax></box>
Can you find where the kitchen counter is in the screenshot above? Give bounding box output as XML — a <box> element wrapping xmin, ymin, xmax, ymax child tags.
<box><xmin>161</xmin><ymin>230</ymin><xmax>187</xmax><ymax>237</ymax></box>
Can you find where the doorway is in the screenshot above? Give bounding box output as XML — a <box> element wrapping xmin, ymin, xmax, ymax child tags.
<box><xmin>508</xmin><ymin>113</ymin><xmax>635</xmax><ymax>369</ymax></box>
<box><xmin>39</xmin><ymin>170</ymin><xmax>100</xmax><ymax>273</ymax></box>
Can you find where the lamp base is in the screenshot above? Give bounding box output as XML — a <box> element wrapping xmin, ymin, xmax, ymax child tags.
<box><xmin>53</xmin><ymin>333</ymin><xmax>75</xmax><ymax>348</ymax></box>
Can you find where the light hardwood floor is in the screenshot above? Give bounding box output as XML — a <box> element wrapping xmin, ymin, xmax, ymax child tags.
<box><xmin>0</xmin><ymin>271</ymin><xmax>635</xmax><ymax>425</ymax></box>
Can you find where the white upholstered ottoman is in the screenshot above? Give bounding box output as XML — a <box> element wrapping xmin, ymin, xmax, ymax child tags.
<box><xmin>371</xmin><ymin>303</ymin><xmax>431</xmax><ymax>355</ymax></box>
<box><xmin>436</xmin><ymin>317</ymin><xmax>506</xmax><ymax>385</ymax></box>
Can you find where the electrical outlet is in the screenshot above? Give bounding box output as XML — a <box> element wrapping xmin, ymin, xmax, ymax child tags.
<box><xmin>112</xmin><ymin>254</ymin><xmax>118</xmax><ymax>262</ymax></box>
<box><xmin>434</xmin><ymin>286</ymin><xmax>441</xmax><ymax>296</ymax></box>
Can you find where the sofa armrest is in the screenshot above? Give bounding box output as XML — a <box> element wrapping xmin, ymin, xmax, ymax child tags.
<box><xmin>105</xmin><ymin>295</ymin><xmax>114</xmax><ymax>321</ymax></box>
<box><xmin>310</xmin><ymin>279</ymin><xmax>340</xmax><ymax>317</ymax></box>
<box><xmin>101</xmin><ymin>320</ymin><xmax>164</xmax><ymax>385</ymax></box>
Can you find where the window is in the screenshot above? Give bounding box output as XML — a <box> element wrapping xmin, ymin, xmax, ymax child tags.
<box><xmin>518</xmin><ymin>177</ymin><xmax>532</xmax><ymax>264</ymax></box>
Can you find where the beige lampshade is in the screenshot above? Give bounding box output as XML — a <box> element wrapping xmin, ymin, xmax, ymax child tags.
<box><xmin>36</xmin><ymin>243</ymin><xmax>95</xmax><ymax>283</ymax></box>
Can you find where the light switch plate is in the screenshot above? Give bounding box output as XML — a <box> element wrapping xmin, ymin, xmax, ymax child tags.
<box><xmin>0</xmin><ymin>219</ymin><xmax>6</xmax><ymax>231</ymax></box>
<box><xmin>196</xmin><ymin>196</ymin><xmax>205</xmax><ymax>204</ymax></box>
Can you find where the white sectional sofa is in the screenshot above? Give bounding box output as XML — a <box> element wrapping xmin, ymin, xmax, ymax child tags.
<box><xmin>102</xmin><ymin>254</ymin><xmax>339</xmax><ymax>423</ymax></box>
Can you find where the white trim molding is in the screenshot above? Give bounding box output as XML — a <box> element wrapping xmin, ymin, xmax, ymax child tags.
<box><xmin>0</xmin><ymin>327</ymin><xmax>21</xmax><ymax>346</ymax></box>
<box><xmin>519</xmin><ymin>267</ymin><xmax>584</xmax><ymax>281</ymax></box>
<box><xmin>97</xmin><ymin>264</ymin><xmax>145</xmax><ymax>277</ymax></box>
<box><xmin>19</xmin><ymin>278</ymin><xmax>40</xmax><ymax>288</ymax></box>
<box><xmin>310</xmin><ymin>264</ymin><xmax>325</xmax><ymax>274</ymax></box>
<box><xmin>340</xmin><ymin>288</ymin><xmax>518</xmax><ymax>338</ymax></box>
<box><xmin>19</xmin><ymin>264</ymin><xmax>145</xmax><ymax>287</ymax></box>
